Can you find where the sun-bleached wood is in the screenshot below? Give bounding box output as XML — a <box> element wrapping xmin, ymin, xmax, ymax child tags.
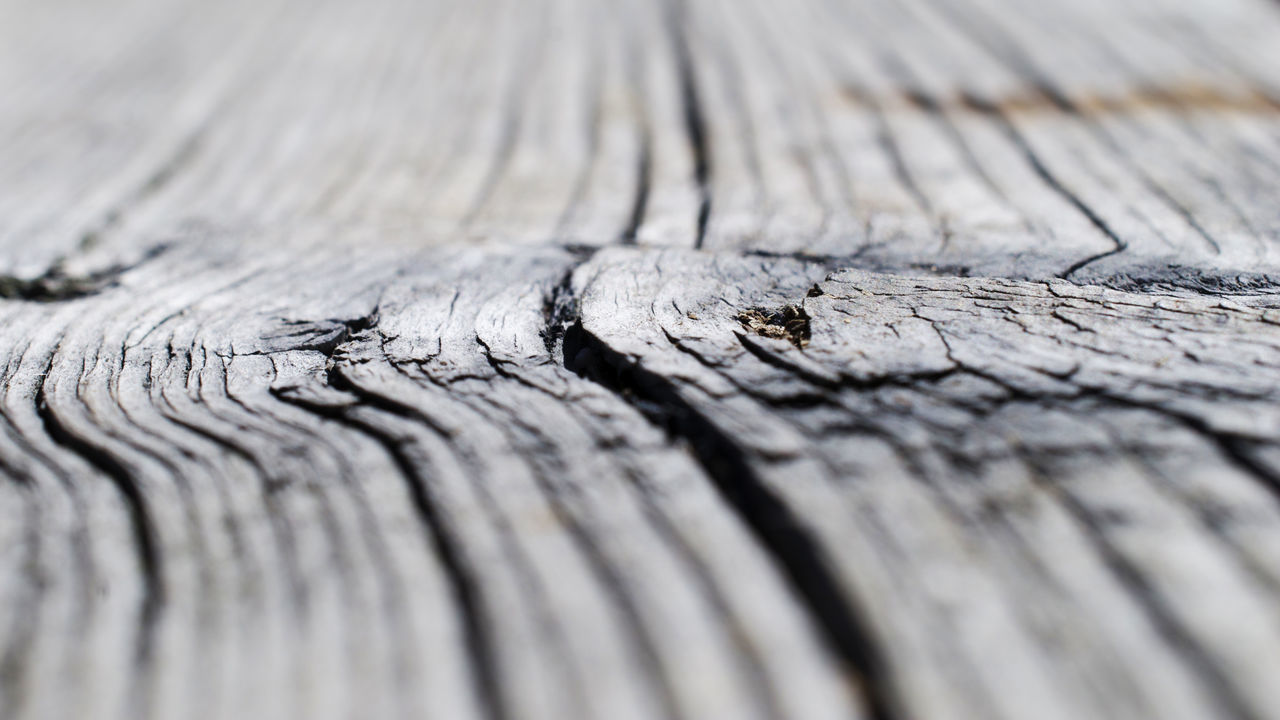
<box><xmin>3</xmin><ymin>0</ymin><xmax>1280</xmax><ymax>718</ymax></box>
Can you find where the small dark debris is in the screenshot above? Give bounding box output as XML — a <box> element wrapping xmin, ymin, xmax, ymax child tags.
<box><xmin>735</xmin><ymin>304</ymin><xmax>812</xmax><ymax>349</ymax></box>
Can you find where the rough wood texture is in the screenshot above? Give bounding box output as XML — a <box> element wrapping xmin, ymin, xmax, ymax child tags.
<box><xmin>3</xmin><ymin>0</ymin><xmax>1280</xmax><ymax>718</ymax></box>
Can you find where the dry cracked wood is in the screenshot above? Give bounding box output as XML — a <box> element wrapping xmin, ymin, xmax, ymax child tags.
<box><xmin>3</xmin><ymin>0</ymin><xmax>1280</xmax><ymax>718</ymax></box>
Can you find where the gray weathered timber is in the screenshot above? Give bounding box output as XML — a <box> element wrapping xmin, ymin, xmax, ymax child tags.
<box><xmin>3</xmin><ymin>0</ymin><xmax>1280</xmax><ymax>718</ymax></box>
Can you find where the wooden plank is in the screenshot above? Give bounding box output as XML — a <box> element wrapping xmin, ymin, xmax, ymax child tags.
<box><xmin>3</xmin><ymin>0</ymin><xmax>1280</xmax><ymax>718</ymax></box>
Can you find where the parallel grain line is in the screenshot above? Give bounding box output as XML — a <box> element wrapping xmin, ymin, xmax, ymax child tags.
<box><xmin>32</xmin><ymin>372</ymin><xmax>164</xmax><ymax>666</ymax></box>
<box><xmin>1017</xmin><ymin>448</ymin><xmax>1257</xmax><ymax>720</ymax></box>
<box><xmin>664</xmin><ymin>0</ymin><xmax>712</xmax><ymax>249</ymax></box>
<box><xmin>959</xmin><ymin>93</ymin><xmax>1129</xmax><ymax>278</ymax></box>
<box><xmin>274</xmin><ymin>373</ymin><xmax>503</xmax><ymax>720</ymax></box>
<box><xmin>565</xmin><ymin>319</ymin><xmax>897</xmax><ymax>720</ymax></box>
<box><xmin>619</xmin><ymin>134</ymin><xmax>653</xmax><ymax>245</ymax></box>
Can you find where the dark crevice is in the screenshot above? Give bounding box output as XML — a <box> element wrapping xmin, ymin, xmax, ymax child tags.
<box><xmin>620</xmin><ymin>132</ymin><xmax>654</xmax><ymax>245</ymax></box>
<box><xmin>732</xmin><ymin>247</ymin><xmax>1279</xmax><ymax>299</ymax></box>
<box><xmin>1092</xmin><ymin>266</ymin><xmax>1280</xmax><ymax>296</ymax></box>
<box><xmin>737</xmin><ymin>329</ymin><xmax>964</xmax><ymax>395</ymax></box>
<box><xmin>162</xmin><ymin>354</ymin><xmax>310</xmax><ymax>611</ymax></box>
<box><xmin>739</xmin><ymin>248</ymin><xmax>852</xmax><ymax>266</ymax></box>
<box><xmin>541</xmin><ymin>254</ymin><xmax>596</xmax><ymax>356</ymax></box>
<box><xmin>958</xmin><ymin>93</ymin><xmax>1129</xmax><ymax>279</ymax></box>
<box><xmin>270</xmin><ymin>314</ymin><xmax>508</xmax><ymax>720</ymax></box>
<box><xmin>1008</xmin><ymin>84</ymin><xmax>1226</xmax><ymax>258</ymax></box>
<box><xmin>1208</xmin><ymin>436</ymin><xmax>1280</xmax><ymax>494</ymax></box>
<box><xmin>913</xmin><ymin>0</ymin><xmax>1239</xmax><ymax>280</ymax></box>
<box><xmin>1103</xmin><ymin>394</ymin><xmax>1280</xmax><ymax>505</ymax></box>
<box><xmin>1138</xmin><ymin>182</ymin><xmax>1223</xmax><ymax>256</ymax></box>
<box><xmin>664</xmin><ymin>0</ymin><xmax>712</xmax><ymax>249</ymax></box>
<box><xmin>493</xmin><ymin>268</ymin><xmax>785</xmax><ymax>717</ymax></box>
<box><xmin>264</xmin><ymin>311</ymin><xmax>380</xmax><ymax>356</ymax></box>
<box><xmin>0</xmin><ymin>243</ymin><xmax>172</xmax><ymax>302</ymax></box>
<box><xmin>567</xmin><ymin>239</ymin><xmax>1280</xmax><ymax>299</ymax></box>
<box><xmin>735</xmin><ymin>333</ymin><xmax>841</xmax><ymax>390</ymax></box>
<box><xmin>256</xmin><ymin>238</ymin><xmax>1277</xmax><ymax>720</ymax></box>
<box><xmin>916</xmin><ymin>0</ymin><xmax>1249</xmax><ymax>263</ymax></box>
<box><xmin>274</xmin><ymin>370</ymin><xmax>507</xmax><ymax>720</ymax></box>
<box><xmin>33</xmin><ymin>376</ymin><xmax>164</xmax><ymax>672</ymax></box>
<box><xmin>0</xmin><ymin>269</ymin><xmax>113</xmax><ymax>302</ymax></box>
<box><xmin>561</xmin><ymin>320</ymin><xmax>898</xmax><ymax>720</ymax></box>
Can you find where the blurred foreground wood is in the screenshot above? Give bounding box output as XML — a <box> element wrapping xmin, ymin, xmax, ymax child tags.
<box><xmin>4</xmin><ymin>0</ymin><xmax>1280</xmax><ymax>718</ymax></box>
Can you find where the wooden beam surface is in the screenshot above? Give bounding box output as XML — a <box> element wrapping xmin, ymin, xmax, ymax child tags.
<box><xmin>3</xmin><ymin>0</ymin><xmax>1280</xmax><ymax>718</ymax></box>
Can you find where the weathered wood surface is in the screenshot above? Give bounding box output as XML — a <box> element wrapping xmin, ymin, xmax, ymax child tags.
<box><xmin>4</xmin><ymin>0</ymin><xmax>1280</xmax><ymax>718</ymax></box>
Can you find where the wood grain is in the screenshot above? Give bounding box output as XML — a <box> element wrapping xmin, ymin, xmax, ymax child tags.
<box><xmin>3</xmin><ymin>0</ymin><xmax>1280</xmax><ymax>718</ymax></box>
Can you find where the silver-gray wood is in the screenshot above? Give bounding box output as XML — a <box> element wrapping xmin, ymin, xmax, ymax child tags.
<box><xmin>3</xmin><ymin>0</ymin><xmax>1280</xmax><ymax>717</ymax></box>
